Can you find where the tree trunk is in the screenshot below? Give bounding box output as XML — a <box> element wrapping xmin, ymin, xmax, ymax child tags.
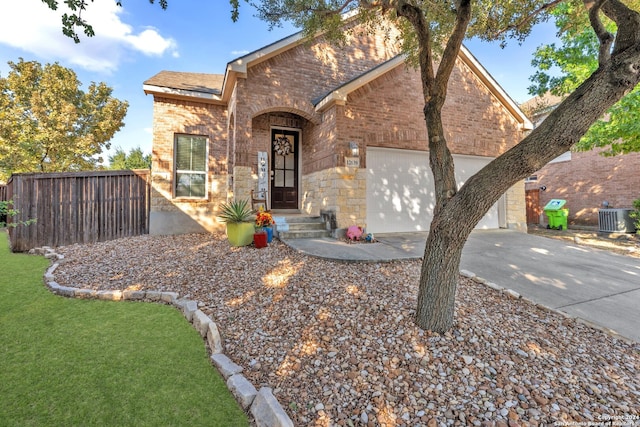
<box><xmin>415</xmin><ymin>219</ymin><xmax>466</xmax><ymax>332</ymax></box>
<box><xmin>414</xmin><ymin>0</ymin><xmax>640</xmax><ymax>332</ymax></box>
<box><xmin>415</xmin><ymin>161</ymin><xmax>498</xmax><ymax>331</ymax></box>
<box><xmin>415</xmin><ymin>98</ymin><xmax>464</xmax><ymax>332</ymax></box>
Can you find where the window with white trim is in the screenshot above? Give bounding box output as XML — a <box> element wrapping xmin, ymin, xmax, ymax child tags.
<box><xmin>174</xmin><ymin>134</ymin><xmax>207</xmax><ymax>198</ymax></box>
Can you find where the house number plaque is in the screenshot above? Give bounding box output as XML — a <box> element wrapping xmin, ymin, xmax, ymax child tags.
<box><xmin>345</xmin><ymin>157</ymin><xmax>360</xmax><ymax>168</ymax></box>
<box><xmin>258</xmin><ymin>151</ymin><xmax>269</xmax><ymax>194</ymax></box>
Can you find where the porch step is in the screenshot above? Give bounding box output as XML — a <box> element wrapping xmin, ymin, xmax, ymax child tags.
<box><xmin>274</xmin><ymin>215</ymin><xmax>331</xmax><ymax>239</ymax></box>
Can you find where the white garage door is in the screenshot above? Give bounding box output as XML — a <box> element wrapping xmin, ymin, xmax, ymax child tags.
<box><xmin>366</xmin><ymin>147</ymin><xmax>500</xmax><ymax>233</ymax></box>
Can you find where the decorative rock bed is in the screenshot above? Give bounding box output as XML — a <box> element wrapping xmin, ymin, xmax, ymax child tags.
<box><xmin>37</xmin><ymin>235</ymin><xmax>640</xmax><ymax>426</ymax></box>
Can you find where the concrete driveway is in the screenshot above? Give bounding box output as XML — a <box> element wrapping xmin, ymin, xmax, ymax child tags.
<box><xmin>459</xmin><ymin>230</ymin><xmax>640</xmax><ymax>343</ymax></box>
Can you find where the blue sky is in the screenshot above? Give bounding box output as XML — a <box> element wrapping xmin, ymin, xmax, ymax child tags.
<box><xmin>0</xmin><ymin>1</ymin><xmax>558</xmax><ymax>164</ymax></box>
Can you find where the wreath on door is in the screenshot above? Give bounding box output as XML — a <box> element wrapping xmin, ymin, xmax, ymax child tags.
<box><xmin>273</xmin><ymin>135</ymin><xmax>292</xmax><ymax>155</ymax></box>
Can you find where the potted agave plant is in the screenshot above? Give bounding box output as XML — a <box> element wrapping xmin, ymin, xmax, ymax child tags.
<box><xmin>218</xmin><ymin>199</ymin><xmax>255</xmax><ymax>247</ymax></box>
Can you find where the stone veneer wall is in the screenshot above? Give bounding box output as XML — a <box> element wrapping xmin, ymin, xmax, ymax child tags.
<box><xmin>150</xmin><ymin>173</ymin><xmax>228</xmax><ymax>234</ymax></box>
<box><xmin>303</xmin><ymin>167</ymin><xmax>526</xmax><ymax>234</ymax></box>
<box><xmin>505</xmin><ymin>181</ymin><xmax>527</xmax><ymax>232</ymax></box>
<box><xmin>232</xmin><ymin>166</ymin><xmax>255</xmax><ymax>206</ymax></box>
<box><xmin>302</xmin><ymin>167</ymin><xmax>367</xmax><ymax>233</ymax></box>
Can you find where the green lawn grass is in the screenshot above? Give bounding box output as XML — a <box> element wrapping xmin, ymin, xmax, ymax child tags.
<box><xmin>0</xmin><ymin>231</ymin><xmax>248</xmax><ymax>427</ymax></box>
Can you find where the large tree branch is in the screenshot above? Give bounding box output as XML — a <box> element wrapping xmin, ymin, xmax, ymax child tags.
<box><xmin>443</xmin><ymin>0</ymin><xmax>640</xmax><ymax>238</ymax></box>
<box><xmin>395</xmin><ymin>1</ymin><xmax>468</xmax><ymax>213</ymax></box>
<box><xmin>449</xmin><ymin>32</ymin><xmax>640</xmax><ymax>237</ymax></box>
<box><xmin>435</xmin><ymin>0</ymin><xmax>472</xmax><ymax>100</ymax></box>
<box><xmin>599</xmin><ymin>0</ymin><xmax>640</xmax><ymax>55</ymax></box>
<box><xmin>395</xmin><ymin>1</ymin><xmax>435</xmax><ymax>100</ymax></box>
<box><xmin>587</xmin><ymin>0</ymin><xmax>615</xmax><ymax>64</ymax></box>
<box><xmin>492</xmin><ymin>0</ymin><xmax>564</xmax><ymax>39</ymax></box>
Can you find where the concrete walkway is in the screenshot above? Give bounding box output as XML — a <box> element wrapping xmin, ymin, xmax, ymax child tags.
<box><xmin>282</xmin><ymin>230</ymin><xmax>640</xmax><ymax>343</ymax></box>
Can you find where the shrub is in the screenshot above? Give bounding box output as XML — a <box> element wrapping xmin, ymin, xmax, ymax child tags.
<box><xmin>0</xmin><ymin>200</ymin><xmax>36</xmax><ymax>228</ymax></box>
<box><xmin>630</xmin><ymin>198</ymin><xmax>640</xmax><ymax>234</ymax></box>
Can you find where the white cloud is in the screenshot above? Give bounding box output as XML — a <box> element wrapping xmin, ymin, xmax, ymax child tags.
<box><xmin>126</xmin><ymin>28</ymin><xmax>178</xmax><ymax>57</ymax></box>
<box><xmin>0</xmin><ymin>0</ymin><xmax>178</xmax><ymax>73</ymax></box>
<box><xmin>231</xmin><ymin>50</ymin><xmax>250</xmax><ymax>56</ymax></box>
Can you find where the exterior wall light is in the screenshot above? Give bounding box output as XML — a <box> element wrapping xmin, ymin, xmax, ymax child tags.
<box><xmin>349</xmin><ymin>141</ymin><xmax>359</xmax><ymax>157</ymax></box>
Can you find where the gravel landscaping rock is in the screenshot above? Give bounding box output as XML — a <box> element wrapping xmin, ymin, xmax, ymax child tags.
<box><xmin>54</xmin><ymin>233</ymin><xmax>640</xmax><ymax>426</ymax></box>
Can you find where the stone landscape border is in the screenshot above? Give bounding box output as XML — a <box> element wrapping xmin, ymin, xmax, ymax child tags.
<box><xmin>34</xmin><ymin>245</ymin><xmax>634</xmax><ymax>427</ymax></box>
<box><xmin>36</xmin><ymin>246</ymin><xmax>294</xmax><ymax>427</ymax></box>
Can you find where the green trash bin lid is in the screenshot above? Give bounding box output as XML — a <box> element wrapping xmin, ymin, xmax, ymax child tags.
<box><xmin>544</xmin><ymin>199</ymin><xmax>566</xmax><ymax>211</ymax></box>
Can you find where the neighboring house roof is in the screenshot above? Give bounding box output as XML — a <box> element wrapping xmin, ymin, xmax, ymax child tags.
<box><xmin>143</xmin><ymin>20</ymin><xmax>533</xmax><ymax>130</ymax></box>
<box><xmin>520</xmin><ymin>92</ymin><xmax>564</xmax><ymax>124</ymax></box>
<box><xmin>143</xmin><ymin>71</ymin><xmax>224</xmax><ymax>104</ymax></box>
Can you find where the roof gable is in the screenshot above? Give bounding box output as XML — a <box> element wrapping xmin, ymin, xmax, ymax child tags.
<box><xmin>457</xmin><ymin>46</ymin><xmax>533</xmax><ymax>130</ymax></box>
<box><xmin>225</xmin><ymin>27</ymin><xmax>531</xmax><ymax>130</ymax></box>
<box><xmin>226</xmin><ymin>31</ymin><xmax>306</xmax><ymax>77</ymax></box>
<box><xmin>312</xmin><ymin>55</ymin><xmax>406</xmax><ymax>110</ymax></box>
<box><xmin>142</xmin><ymin>19</ymin><xmax>532</xmax><ymax>130</ymax></box>
<box><xmin>311</xmin><ymin>46</ymin><xmax>532</xmax><ymax>130</ymax></box>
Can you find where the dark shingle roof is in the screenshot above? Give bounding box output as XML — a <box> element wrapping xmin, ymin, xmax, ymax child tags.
<box><xmin>144</xmin><ymin>71</ymin><xmax>224</xmax><ymax>96</ymax></box>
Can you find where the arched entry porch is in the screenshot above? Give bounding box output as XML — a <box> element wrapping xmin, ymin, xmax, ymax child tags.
<box><xmin>250</xmin><ymin>111</ymin><xmax>315</xmax><ymax>211</ymax></box>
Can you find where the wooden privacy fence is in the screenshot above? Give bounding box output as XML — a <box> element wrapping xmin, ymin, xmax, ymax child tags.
<box><xmin>7</xmin><ymin>170</ymin><xmax>150</xmax><ymax>252</ymax></box>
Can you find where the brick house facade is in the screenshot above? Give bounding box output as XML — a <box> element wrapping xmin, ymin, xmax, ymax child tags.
<box><xmin>143</xmin><ymin>23</ymin><xmax>532</xmax><ymax>235</ymax></box>
<box><xmin>523</xmin><ymin>94</ymin><xmax>640</xmax><ymax>227</ymax></box>
<box><xmin>527</xmin><ymin>149</ymin><xmax>640</xmax><ymax>226</ymax></box>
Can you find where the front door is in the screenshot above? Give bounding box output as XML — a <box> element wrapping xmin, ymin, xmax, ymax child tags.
<box><xmin>271</xmin><ymin>129</ymin><xmax>299</xmax><ymax>210</ymax></box>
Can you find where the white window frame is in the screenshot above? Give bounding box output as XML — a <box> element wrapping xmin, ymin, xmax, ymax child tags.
<box><xmin>173</xmin><ymin>134</ymin><xmax>208</xmax><ymax>199</ymax></box>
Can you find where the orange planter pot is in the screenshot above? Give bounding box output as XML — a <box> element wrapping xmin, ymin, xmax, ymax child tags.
<box><xmin>254</xmin><ymin>232</ymin><xmax>268</xmax><ymax>248</ymax></box>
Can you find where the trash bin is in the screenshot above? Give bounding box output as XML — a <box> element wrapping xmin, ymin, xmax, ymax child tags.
<box><xmin>543</xmin><ymin>199</ymin><xmax>568</xmax><ymax>230</ymax></box>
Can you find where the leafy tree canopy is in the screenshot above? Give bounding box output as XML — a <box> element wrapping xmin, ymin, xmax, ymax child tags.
<box><xmin>108</xmin><ymin>146</ymin><xmax>151</xmax><ymax>170</ymax></box>
<box><xmin>0</xmin><ymin>59</ymin><xmax>128</xmax><ymax>181</ymax></box>
<box><xmin>247</xmin><ymin>0</ymin><xmax>560</xmax><ymax>62</ymax></box>
<box><xmin>40</xmin><ymin>0</ymin><xmax>168</xmax><ymax>42</ymax></box>
<box><xmin>529</xmin><ymin>0</ymin><xmax>640</xmax><ymax>155</ymax></box>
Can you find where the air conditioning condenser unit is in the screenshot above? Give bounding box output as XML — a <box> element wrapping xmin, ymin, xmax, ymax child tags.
<box><xmin>598</xmin><ymin>208</ymin><xmax>636</xmax><ymax>233</ymax></box>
